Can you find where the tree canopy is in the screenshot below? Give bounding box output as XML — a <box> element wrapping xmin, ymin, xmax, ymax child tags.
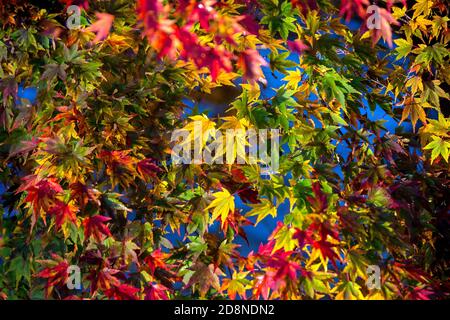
<box><xmin>0</xmin><ymin>0</ymin><xmax>449</xmax><ymax>300</ymax></box>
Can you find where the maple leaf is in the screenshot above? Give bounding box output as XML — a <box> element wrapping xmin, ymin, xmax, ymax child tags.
<box><xmin>213</xmin><ymin>240</ymin><xmax>239</xmax><ymax>269</ymax></box>
<box><xmin>8</xmin><ymin>137</ymin><xmax>39</xmax><ymax>158</ymax></box>
<box><xmin>144</xmin><ymin>249</ymin><xmax>169</xmax><ymax>275</ymax></box>
<box><xmin>268</xmin><ymin>251</ymin><xmax>301</xmax><ymax>282</ymax></box>
<box><xmin>412</xmin><ymin>0</ymin><xmax>432</xmax><ymax>19</ymax></box>
<box><xmin>252</xmin><ymin>266</ymin><xmax>294</xmax><ymax>299</ymax></box>
<box><xmin>238</xmin><ymin>49</ymin><xmax>267</xmax><ymax>83</ymax></box>
<box><xmin>238</xmin><ymin>15</ymin><xmax>260</xmax><ymax>35</ymax></box>
<box><xmin>111</xmin><ymin>239</ymin><xmax>140</xmax><ymax>265</ymax></box>
<box><xmin>308</xmin><ymin>221</ymin><xmax>340</xmax><ymax>243</ymax></box>
<box><xmin>367</xmin><ymin>8</ymin><xmax>400</xmax><ymax>48</ymax></box>
<box><xmin>190</xmin><ymin>1</ymin><xmax>216</xmax><ymax>30</ymax></box>
<box><xmin>187</xmin><ymin>262</ymin><xmax>222</xmax><ymax>297</ymax></box>
<box><xmin>0</xmin><ymin>76</ymin><xmax>18</xmax><ymax>106</ymax></box>
<box><xmin>82</xmin><ymin>215</ymin><xmax>112</xmax><ymax>242</ymax></box>
<box><xmin>99</xmin><ymin>150</ymin><xmax>137</xmax><ymax>187</ymax></box>
<box><xmin>424</xmin><ymin>136</ymin><xmax>450</xmax><ymax>164</ymax></box>
<box><xmin>339</xmin><ymin>0</ymin><xmax>370</xmax><ymax>21</ymax></box>
<box><xmin>87</xmin><ymin>13</ymin><xmax>115</xmax><ymax>43</ymax></box>
<box><xmin>252</xmin><ymin>270</ymin><xmax>276</xmax><ymax>299</ymax></box>
<box><xmin>48</xmin><ymin>200</ymin><xmax>78</xmax><ymax>229</ymax></box>
<box><xmin>334</xmin><ymin>281</ymin><xmax>364</xmax><ymax>300</ymax></box>
<box><xmin>87</xmin><ymin>267</ymin><xmax>121</xmax><ymax>294</ymax></box>
<box><xmin>206</xmin><ymin>188</ymin><xmax>235</xmax><ymax>227</ymax></box>
<box><xmin>16</xmin><ymin>175</ymin><xmax>64</xmax><ymax>229</ymax></box>
<box><xmin>137</xmin><ymin>0</ymin><xmax>164</xmax><ymax>32</ymax></box>
<box><xmin>221</xmin><ymin>168</ymin><xmax>259</xmax><ymax>205</ymax></box>
<box><xmin>306</xmin><ymin>182</ymin><xmax>328</xmax><ymax>213</ymax></box>
<box><xmin>406</xmin><ymin>286</ymin><xmax>435</xmax><ymax>300</ymax></box>
<box><xmin>287</xmin><ymin>40</ymin><xmax>309</xmax><ymax>54</ymax></box>
<box><xmin>221</xmin><ymin>271</ymin><xmax>249</xmax><ymax>299</ymax></box>
<box><xmin>144</xmin><ymin>283</ymin><xmax>170</xmax><ymax>300</ymax></box>
<box><xmin>399</xmin><ymin>97</ymin><xmax>427</xmax><ymax>130</ymax></box>
<box><xmin>137</xmin><ymin>158</ymin><xmax>161</xmax><ymax>181</ymax></box>
<box><xmin>246</xmin><ymin>199</ymin><xmax>277</xmax><ymax>225</ymax></box>
<box><xmin>236</xmin><ymin>185</ymin><xmax>259</xmax><ymax>204</ymax></box>
<box><xmin>197</xmin><ymin>47</ymin><xmax>234</xmax><ymax>82</ymax></box>
<box><xmin>283</xmin><ymin>69</ymin><xmax>302</xmax><ymax>89</ymax></box>
<box><xmin>269</xmin><ymin>222</ymin><xmax>298</xmax><ymax>253</ymax></box>
<box><xmin>69</xmin><ymin>182</ymin><xmax>101</xmax><ymax>208</ymax></box>
<box><xmin>293</xmin><ymin>228</ymin><xmax>313</xmax><ymax>248</ymax></box>
<box><xmin>105</xmin><ymin>283</ymin><xmax>140</xmax><ymax>300</ymax></box>
<box><xmin>312</xmin><ymin>240</ymin><xmax>340</xmax><ymax>269</ymax></box>
<box><xmin>222</xmin><ymin>209</ymin><xmax>253</xmax><ymax>243</ymax></box>
<box><xmin>394</xmin><ymin>38</ymin><xmax>413</xmax><ymax>60</ymax></box>
<box><xmin>37</xmin><ymin>254</ymin><xmax>70</xmax><ymax>298</ymax></box>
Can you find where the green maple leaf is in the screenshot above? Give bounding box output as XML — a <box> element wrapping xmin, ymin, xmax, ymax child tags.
<box><xmin>270</xmin><ymin>224</ymin><xmax>298</xmax><ymax>252</ymax></box>
<box><xmin>424</xmin><ymin>136</ymin><xmax>450</xmax><ymax>163</ymax></box>
<box><xmin>246</xmin><ymin>199</ymin><xmax>277</xmax><ymax>225</ymax></box>
<box><xmin>394</xmin><ymin>38</ymin><xmax>413</xmax><ymax>60</ymax></box>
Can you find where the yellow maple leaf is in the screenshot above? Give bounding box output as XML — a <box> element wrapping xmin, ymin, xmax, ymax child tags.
<box><xmin>283</xmin><ymin>69</ymin><xmax>302</xmax><ymax>89</ymax></box>
<box><xmin>241</xmin><ymin>82</ymin><xmax>261</xmax><ymax>102</ymax></box>
<box><xmin>270</xmin><ymin>224</ymin><xmax>298</xmax><ymax>253</ymax></box>
<box><xmin>220</xmin><ymin>271</ymin><xmax>249</xmax><ymax>300</ymax></box>
<box><xmin>246</xmin><ymin>199</ymin><xmax>277</xmax><ymax>225</ymax></box>
<box><xmin>206</xmin><ymin>188</ymin><xmax>235</xmax><ymax>227</ymax></box>
<box><xmin>399</xmin><ymin>97</ymin><xmax>428</xmax><ymax>130</ymax></box>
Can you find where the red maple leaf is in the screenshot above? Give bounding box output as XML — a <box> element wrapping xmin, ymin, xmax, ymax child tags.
<box><xmin>312</xmin><ymin>239</ymin><xmax>340</xmax><ymax>268</ymax></box>
<box><xmin>237</xmin><ymin>14</ymin><xmax>260</xmax><ymax>35</ymax></box>
<box><xmin>293</xmin><ymin>228</ymin><xmax>313</xmax><ymax>248</ymax></box>
<box><xmin>87</xmin><ymin>266</ymin><xmax>121</xmax><ymax>294</ymax></box>
<box><xmin>287</xmin><ymin>39</ymin><xmax>309</xmax><ymax>54</ymax></box>
<box><xmin>17</xmin><ymin>175</ymin><xmax>63</xmax><ymax>198</ymax></box>
<box><xmin>253</xmin><ymin>265</ymin><xmax>297</xmax><ymax>299</ymax></box>
<box><xmin>17</xmin><ymin>175</ymin><xmax>63</xmax><ymax>228</ymax></box>
<box><xmin>339</xmin><ymin>0</ymin><xmax>370</xmax><ymax>21</ymax></box>
<box><xmin>406</xmin><ymin>286</ymin><xmax>435</xmax><ymax>300</ymax></box>
<box><xmin>306</xmin><ymin>182</ymin><xmax>328</xmax><ymax>213</ymax></box>
<box><xmin>137</xmin><ymin>158</ymin><xmax>161</xmax><ymax>181</ymax></box>
<box><xmin>144</xmin><ymin>283</ymin><xmax>170</xmax><ymax>300</ymax></box>
<box><xmin>87</xmin><ymin>12</ymin><xmax>115</xmax><ymax>43</ymax></box>
<box><xmin>82</xmin><ymin>215</ymin><xmax>112</xmax><ymax>242</ymax></box>
<box><xmin>144</xmin><ymin>249</ymin><xmax>168</xmax><ymax>275</ymax></box>
<box><xmin>105</xmin><ymin>283</ymin><xmax>140</xmax><ymax>300</ymax></box>
<box><xmin>177</xmin><ymin>26</ymin><xmax>233</xmax><ymax>80</ymax></box>
<box><xmin>190</xmin><ymin>1</ymin><xmax>216</xmax><ymax>30</ymax></box>
<box><xmin>37</xmin><ymin>254</ymin><xmax>70</xmax><ymax>297</ymax></box>
<box><xmin>268</xmin><ymin>253</ymin><xmax>301</xmax><ymax>282</ymax></box>
<box><xmin>230</xmin><ymin>167</ymin><xmax>248</xmax><ymax>183</ymax></box>
<box><xmin>70</xmin><ymin>182</ymin><xmax>101</xmax><ymax>208</ymax></box>
<box><xmin>308</xmin><ymin>221</ymin><xmax>340</xmax><ymax>242</ymax></box>
<box><xmin>238</xmin><ymin>49</ymin><xmax>267</xmax><ymax>83</ymax></box>
<box><xmin>253</xmin><ymin>270</ymin><xmax>276</xmax><ymax>299</ymax></box>
<box><xmin>137</xmin><ymin>0</ymin><xmax>164</xmax><ymax>32</ymax></box>
<box><xmin>48</xmin><ymin>200</ymin><xmax>78</xmax><ymax>229</ymax></box>
<box><xmin>366</xmin><ymin>8</ymin><xmax>400</xmax><ymax>48</ymax></box>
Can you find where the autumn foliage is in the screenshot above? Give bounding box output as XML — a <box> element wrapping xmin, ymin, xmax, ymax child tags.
<box><xmin>0</xmin><ymin>0</ymin><xmax>449</xmax><ymax>300</ymax></box>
